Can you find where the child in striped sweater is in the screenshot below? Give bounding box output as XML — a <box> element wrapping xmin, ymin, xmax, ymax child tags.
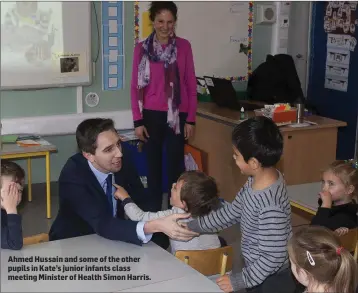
<box><xmin>113</xmin><ymin>171</ymin><xmax>225</xmax><ymax>254</ymax></box>
<box><xmin>188</xmin><ymin>116</ymin><xmax>296</xmax><ymax>293</ymax></box>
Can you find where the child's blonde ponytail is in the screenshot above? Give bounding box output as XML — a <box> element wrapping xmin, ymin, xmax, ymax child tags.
<box><xmin>288</xmin><ymin>226</ymin><xmax>358</xmax><ymax>293</ymax></box>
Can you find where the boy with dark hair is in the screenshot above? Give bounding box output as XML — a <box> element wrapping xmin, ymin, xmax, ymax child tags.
<box><xmin>1</xmin><ymin>160</ymin><xmax>25</xmax><ymax>250</ymax></box>
<box><xmin>188</xmin><ymin>116</ymin><xmax>295</xmax><ymax>293</ymax></box>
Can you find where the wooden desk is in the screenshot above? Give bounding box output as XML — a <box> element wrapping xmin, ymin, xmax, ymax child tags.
<box><xmin>1</xmin><ymin>234</ymin><xmax>222</xmax><ymax>292</ymax></box>
<box><xmin>189</xmin><ymin>102</ymin><xmax>346</xmax><ymax>202</ymax></box>
<box><xmin>0</xmin><ymin>140</ymin><xmax>57</xmax><ymax>218</ymax></box>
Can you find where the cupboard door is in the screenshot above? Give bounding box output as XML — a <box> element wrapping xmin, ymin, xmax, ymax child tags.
<box><xmin>282</xmin><ymin>128</ymin><xmax>337</xmax><ymax>185</ymax></box>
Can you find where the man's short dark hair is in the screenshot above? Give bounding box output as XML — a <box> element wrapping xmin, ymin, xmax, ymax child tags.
<box><xmin>178</xmin><ymin>171</ymin><xmax>220</xmax><ymax>218</ymax></box>
<box><xmin>76</xmin><ymin>118</ymin><xmax>116</xmax><ymax>154</ymax></box>
<box><xmin>232</xmin><ymin>116</ymin><xmax>283</xmax><ymax>168</ymax></box>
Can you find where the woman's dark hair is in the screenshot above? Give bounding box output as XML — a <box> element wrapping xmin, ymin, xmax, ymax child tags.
<box><xmin>149</xmin><ymin>1</ymin><xmax>178</xmax><ymax>22</ymax></box>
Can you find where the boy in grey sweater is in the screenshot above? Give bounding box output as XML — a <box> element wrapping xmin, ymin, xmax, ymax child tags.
<box><xmin>113</xmin><ymin>171</ymin><xmax>224</xmax><ymax>254</ymax></box>
<box><xmin>187</xmin><ymin>117</ymin><xmax>296</xmax><ymax>293</ymax></box>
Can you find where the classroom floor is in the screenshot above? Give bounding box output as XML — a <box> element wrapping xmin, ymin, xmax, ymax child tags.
<box><xmin>20</xmin><ymin>182</ymin><xmax>313</xmax><ymax>273</ymax></box>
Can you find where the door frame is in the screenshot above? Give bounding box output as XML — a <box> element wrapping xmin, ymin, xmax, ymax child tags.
<box><xmin>306</xmin><ymin>1</ymin><xmax>313</xmax><ymax>97</ymax></box>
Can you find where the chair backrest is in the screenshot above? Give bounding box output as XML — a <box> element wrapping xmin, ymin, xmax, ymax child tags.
<box><xmin>174</xmin><ymin>246</ymin><xmax>233</xmax><ymax>276</ymax></box>
<box><xmin>184</xmin><ymin>144</ymin><xmax>204</xmax><ymax>172</ymax></box>
<box><xmin>23</xmin><ymin>233</ymin><xmax>49</xmax><ymax>246</ymax></box>
<box><xmin>339</xmin><ymin>228</ymin><xmax>357</xmax><ymax>261</ymax></box>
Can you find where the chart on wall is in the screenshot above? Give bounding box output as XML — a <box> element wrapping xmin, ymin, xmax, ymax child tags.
<box><xmin>323</xmin><ymin>1</ymin><xmax>357</xmax><ymax>92</ymax></box>
<box><xmin>134</xmin><ymin>1</ymin><xmax>253</xmax><ymax>81</ymax></box>
<box><xmin>102</xmin><ymin>1</ymin><xmax>125</xmax><ymax>91</ymax></box>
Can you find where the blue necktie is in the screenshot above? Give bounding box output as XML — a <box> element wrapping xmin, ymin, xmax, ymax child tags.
<box><xmin>106</xmin><ymin>174</ymin><xmax>113</xmax><ymax>211</ymax></box>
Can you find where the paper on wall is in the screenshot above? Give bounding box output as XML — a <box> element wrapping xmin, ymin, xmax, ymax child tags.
<box><xmin>324</xmin><ymin>34</ymin><xmax>351</xmax><ymax>92</ymax></box>
<box><xmin>52</xmin><ymin>52</ymin><xmax>86</xmax><ymax>76</ymax></box>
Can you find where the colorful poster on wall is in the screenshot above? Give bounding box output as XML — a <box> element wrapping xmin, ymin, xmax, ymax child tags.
<box><xmin>324</xmin><ymin>1</ymin><xmax>358</xmax><ymax>92</ymax></box>
<box><xmin>324</xmin><ymin>1</ymin><xmax>357</xmax><ymax>36</ymax></box>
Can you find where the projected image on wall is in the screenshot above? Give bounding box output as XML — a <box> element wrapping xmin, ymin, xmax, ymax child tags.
<box><xmin>1</xmin><ymin>1</ymin><xmax>63</xmax><ymax>71</ymax></box>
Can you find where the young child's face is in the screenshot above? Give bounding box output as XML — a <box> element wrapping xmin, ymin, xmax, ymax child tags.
<box><xmin>321</xmin><ymin>171</ymin><xmax>353</xmax><ymax>203</ymax></box>
<box><xmin>232</xmin><ymin>147</ymin><xmax>252</xmax><ymax>175</ymax></box>
<box><xmin>170</xmin><ymin>180</ymin><xmax>186</xmax><ymax>210</ymax></box>
<box><xmin>1</xmin><ymin>176</ymin><xmax>24</xmax><ymax>206</ymax></box>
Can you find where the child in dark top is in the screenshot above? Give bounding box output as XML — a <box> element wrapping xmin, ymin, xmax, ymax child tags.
<box><xmin>1</xmin><ymin>160</ymin><xmax>25</xmax><ymax>250</ymax></box>
<box><xmin>311</xmin><ymin>160</ymin><xmax>358</xmax><ymax>235</ymax></box>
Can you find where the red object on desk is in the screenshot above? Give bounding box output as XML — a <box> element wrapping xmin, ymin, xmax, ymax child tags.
<box><xmin>255</xmin><ymin>108</ymin><xmax>297</xmax><ymax>123</ymax></box>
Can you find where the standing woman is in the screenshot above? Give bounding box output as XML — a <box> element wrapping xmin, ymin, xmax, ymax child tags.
<box><xmin>131</xmin><ymin>1</ymin><xmax>197</xmax><ymax>212</ymax></box>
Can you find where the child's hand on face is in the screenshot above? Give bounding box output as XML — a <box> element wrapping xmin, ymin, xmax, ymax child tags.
<box><xmin>335</xmin><ymin>227</ymin><xmax>349</xmax><ymax>236</ymax></box>
<box><xmin>112</xmin><ymin>183</ymin><xmax>130</xmax><ymax>200</ymax></box>
<box><xmin>1</xmin><ymin>182</ymin><xmax>19</xmax><ymax>214</ymax></box>
<box><xmin>319</xmin><ymin>190</ymin><xmax>333</xmax><ymax>208</ymax></box>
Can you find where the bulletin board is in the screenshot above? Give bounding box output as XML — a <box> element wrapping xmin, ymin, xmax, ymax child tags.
<box><xmin>323</xmin><ymin>1</ymin><xmax>357</xmax><ymax>92</ymax></box>
<box><xmin>134</xmin><ymin>1</ymin><xmax>253</xmax><ymax>81</ymax></box>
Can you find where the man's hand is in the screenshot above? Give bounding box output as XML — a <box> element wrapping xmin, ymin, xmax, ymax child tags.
<box><xmin>113</xmin><ymin>183</ymin><xmax>130</xmax><ymax>200</ymax></box>
<box><xmin>144</xmin><ymin>214</ymin><xmax>199</xmax><ymax>241</ymax></box>
<box><xmin>335</xmin><ymin>227</ymin><xmax>349</xmax><ymax>236</ymax></box>
<box><xmin>319</xmin><ymin>190</ymin><xmax>332</xmax><ymax>208</ymax></box>
<box><xmin>1</xmin><ymin>183</ymin><xmax>19</xmax><ymax>214</ymax></box>
<box><xmin>216</xmin><ymin>274</ymin><xmax>233</xmax><ymax>293</ymax></box>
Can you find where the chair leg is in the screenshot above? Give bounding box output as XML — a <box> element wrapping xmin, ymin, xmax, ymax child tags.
<box><xmin>220</xmin><ymin>253</ymin><xmax>228</xmax><ymax>276</ymax></box>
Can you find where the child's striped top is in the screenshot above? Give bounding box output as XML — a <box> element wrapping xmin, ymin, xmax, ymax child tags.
<box><xmin>188</xmin><ymin>171</ymin><xmax>292</xmax><ymax>291</ymax></box>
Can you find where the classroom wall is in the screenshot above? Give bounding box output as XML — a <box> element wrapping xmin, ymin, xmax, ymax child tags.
<box><xmin>1</xmin><ymin>2</ymin><xmax>273</xmax><ymax>184</ymax></box>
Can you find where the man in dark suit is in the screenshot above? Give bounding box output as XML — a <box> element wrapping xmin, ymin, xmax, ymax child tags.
<box><xmin>49</xmin><ymin>118</ymin><xmax>197</xmax><ymax>247</ymax></box>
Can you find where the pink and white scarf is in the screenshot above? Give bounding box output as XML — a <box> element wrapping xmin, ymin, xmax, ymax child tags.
<box><xmin>137</xmin><ymin>32</ymin><xmax>181</xmax><ymax>134</ymax></box>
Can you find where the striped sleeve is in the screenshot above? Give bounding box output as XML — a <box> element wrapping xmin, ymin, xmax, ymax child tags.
<box><xmin>240</xmin><ymin>206</ymin><xmax>289</xmax><ymax>288</ymax></box>
<box><xmin>187</xmin><ymin>191</ymin><xmax>243</xmax><ymax>233</ymax></box>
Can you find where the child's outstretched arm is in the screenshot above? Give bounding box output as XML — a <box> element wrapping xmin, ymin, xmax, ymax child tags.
<box><xmin>1</xmin><ymin>183</ymin><xmax>23</xmax><ymax>250</ymax></box>
<box><xmin>113</xmin><ymin>183</ymin><xmax>175</xmax><ymax>221</ymax></box>
<box><xmin>187</xmin><ymin>188</ymin><xmax>243</xmax><ymax>233</ymax></box>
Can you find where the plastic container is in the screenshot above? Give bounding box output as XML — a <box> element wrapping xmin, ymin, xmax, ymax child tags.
<box><xmin>254</xmin><ymin>108</ymin><xmax>298</xmax><ymax>123</ymax></box>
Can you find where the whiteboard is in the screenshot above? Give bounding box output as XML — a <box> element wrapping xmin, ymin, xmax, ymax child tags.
<box><xmin>1</xmin><ymin>1</ymin><xmax>92</xmax><ymax>90</ymax></box>
<box><xmin>135</xmin><ymin>1</ymin><xmax>253</xmax><ymax>81</ymax></box>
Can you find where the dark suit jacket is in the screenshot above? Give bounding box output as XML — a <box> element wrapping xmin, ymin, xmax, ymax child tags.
<box><xmin>49</xmin><ymin>149</ymin><xmax>148</xmax><ymax>245</ymax></box>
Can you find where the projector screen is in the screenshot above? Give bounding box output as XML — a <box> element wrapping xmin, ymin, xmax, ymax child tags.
<box><xmin>1</xmin><ymin>1</ymin><xmax>91</xmax><ymax>90</ymax></box>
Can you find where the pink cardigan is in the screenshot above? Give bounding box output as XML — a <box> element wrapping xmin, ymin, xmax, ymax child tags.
<box><xmin>130</xmin><ymin>37</ymin><xmax>197</xmax><ymax>124</ymax></box>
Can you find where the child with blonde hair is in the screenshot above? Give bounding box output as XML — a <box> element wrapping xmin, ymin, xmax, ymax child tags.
<box><xmin>288</xmin><ymin>226</ymin><xmax>357</xmax><ymax>293</ymax></box>
<box><xmin>311</xmin><ymin>159</ymin><xmax>358</xmax><ymax>235</ymax></box>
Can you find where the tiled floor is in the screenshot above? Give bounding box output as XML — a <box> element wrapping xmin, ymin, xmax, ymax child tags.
<box><xmin>19</xmin><ymin>182</ymin><xmax>313</xmax><ymax>273</ymax></box>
